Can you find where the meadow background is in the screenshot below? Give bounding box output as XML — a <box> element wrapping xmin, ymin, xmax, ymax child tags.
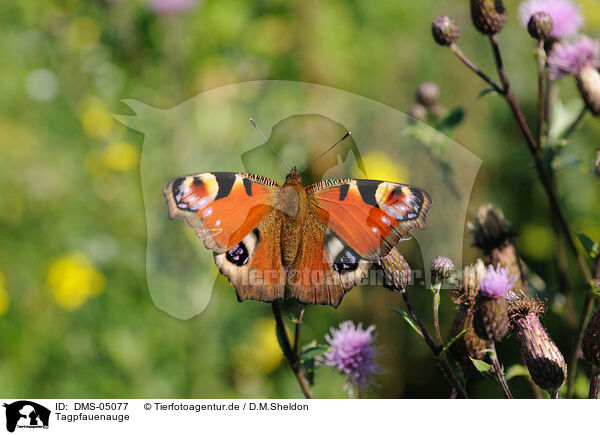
<box><xmin>0</xmin><ymin>0</ymin><xmax>599</xmax><ymax>398</ymax></box>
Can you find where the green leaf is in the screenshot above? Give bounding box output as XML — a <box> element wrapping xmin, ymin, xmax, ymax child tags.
<box><xmin>435</xmin><ymin>108</ymin><xmax>465</xmax><ymax>133</ymax></box>
<box><xmin>577</xmin><ymin>233</ymin><xmax>599</xmax><ymax>259</ymax></box>
<box><xmin>505</xmin><ymin>364</ymin><xmax>530</xmax><ymax>381</ymax></box>
<box><xmin>548</xmin><ymin>99</ymin><xmax>585</xmax><ymax>142</ymax></box>
<box><xmin>390</xmin><ymin>307</ymin><xmax>424</xmax><ymax>338</ymax></box>
<box><xmin>301</xmin><ymin>358</ymin><xmax>316</xmax><ymax>386</ymax></box>
<box><xmin>285</xmin><ymin>312</ymin><xmax>299</xmax><ymax>323</ymax></box>
<box><xmin>298</xmin><ymin>345</ymin><xmax>330</xmax><ymax>363</ymax></box>
<box><xmin>439</xmin><ymin>329</ymin><xmax>468</xmax><ymax>357</ymax></box>
<box><xmin>476</xmin><ymin>88</ymin><xmax>499</xmax><ymax>100</ymax></box>
<box><xmin>470</xmin><ymin>357</ymin><xmax>492</xmax><ymax>373</ymax></box>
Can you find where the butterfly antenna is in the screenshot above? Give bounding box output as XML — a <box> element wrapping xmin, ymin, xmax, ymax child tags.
<box><xmin>299</xmin><ymin>131</ymin><xmax>351</xmax><ymax>174</ymax></box>
<box><xmin>249</xmin><ymin>118</ymin><xmax>290</xmax><ymax>171</ymax></box>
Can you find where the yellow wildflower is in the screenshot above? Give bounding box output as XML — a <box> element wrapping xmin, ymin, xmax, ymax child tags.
<box><xmin>67</xmin><ymin>17</ymin><xmax>100</xmax><ymax>50</ymax></box>
<box><xmin>101</xmin><ymin>141</ymin><xmax>139</xmax><ymax>172</ymax></box>
<box><xmin>46</xmin><ymin>254</ymin><xmax>105</xmax><ymax>310</ymax></box>
<box><xmin>353</xmin><ymin>151</ymin><xmax>410</xmax><ymax>183</ymax></box>
<box><xmin>234</xmin><ymin>317</ymin><xmax>284</xmax><ymax>374</ymax></box>
<box><xmin>80</xmin><ymin>103</ymin><xmax>113</xmax><ymax>140</ymax></box>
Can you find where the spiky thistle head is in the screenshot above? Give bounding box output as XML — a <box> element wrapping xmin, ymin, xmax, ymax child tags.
<box><xmin>470</xmin><ymin>0</ymin><xmax>506</xmax><ymax>35</ymax></box>
<box><xmin>528</xmin><ymin>11</ymin><xmax>554</xmax><ymax>41</ymax></box>
<box><xmin>378</xmin><ymin>247</ymin><xmax>411</xmax><ymax>291</ymax></box>
<box><xmin>432</xmin><ymin>15</ymin><xmax>460</xmax><ymax>46</ymax></box>
<box><xmin>518</xmin><ymin>0</ymin><xmax>583</xmax><ymax>39</ymax></box>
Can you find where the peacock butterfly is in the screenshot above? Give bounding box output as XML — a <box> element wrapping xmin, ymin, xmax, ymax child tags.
<box><xmin>163</xmin><ymin>125</ymin><xmax>431</xmax><ymax>308</ymax></box>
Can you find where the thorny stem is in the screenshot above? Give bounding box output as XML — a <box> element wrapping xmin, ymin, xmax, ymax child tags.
<box><xmin>568</xmin><ymin>255</ymin><xmax>600</xmax><ymax>397</ymax></box>
<box><xmin>271</xmin><ymin>301</ymin><xmax>313</xmax><ymax>399</ymax></box>
<box><xmin>399</xmin><ymin>287</ymin><xmax>469</xmax><ymax>398</ymax></box>
<box><xmin>537</xmin><ymin>40</ymin><xmax>546</xmax><ymax>149</ymax></box>
<box><xmin>487</xmin><ymin>35</ymin><xmax>593</xmax><ymax>286</ymax></box>
<box><xmin>489</xmin><ymin>341</ymin><xmax>513</xmax><ymax>399</ymax></box>
<box><xmin>432</xmin><ymin>283</ymin><xmax>443</xmax><ymax>346</ymax></box>
<box><xmin>450</xmin><ymin>43</ymin><xmax>503</xmax><ymax>93</ymax></box>
<box><xmin>590</xmin><ymin>367</ymin><xmax>600</xmax><ymax>399</ymax></box>
<box><xmin>294</xmin><ymin>306</ymin><xmax>306</xmax><ymax>357</ymax></box>
<box><xmin>483</xmin><ymin>35</ymin><xmax>596</xmax><ymax>398</ymax></box>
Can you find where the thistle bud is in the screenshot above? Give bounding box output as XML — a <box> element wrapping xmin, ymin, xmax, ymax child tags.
<box><xmin>431</xmin><ymin>256</ymin><xmax>454</xmax><ymax>282</ymax></box>
<box><xmin>472</xmin><ymin>264</ymin><xmax>515</xmax><ymax>341</ymax></box>
<box><xmin>576</xmin><ymin>65</ymin><xmax>600</xmax><ymax>116</ymax></box>
<box><xmin>378</xmin><ymin>247</ymin><xmax>411</xmax><ymax>291</ymax></box>
<box><xmin>527</xmin><ymin>11</ymin><xmax>553</xmax><ymax>41</ymax></box>
<box><xmin>416</xmin><ymin>82</ymin><xmax>440</xmax><ymax>107</ymax></box>
<box><xmin>470</xmin><ymin>0</ymin><xmax>506</xmax><ymax>35</ymax></box>
<box><xmin>408</xmin><ymin>104</ymin><xmax>427</xmax><ymax>121</ymax></box>
<box><xmin>432</xmin><ymin>15</ymin><xmax>460</xmax><ymax>46</ymax></box>
<box><xmin>450</xmin><ymin>260</ymin><xmax>488</xmax><ymax>364</ymax></box>
<box><xmin>509</xmin><ymin>297</ymin><xmax>567</xmax><ymax>392</ymax></box>
<box><xmin>582</xmin><ymin>304</ymin><xmax>600</xmax><ymax>368</ymax></box>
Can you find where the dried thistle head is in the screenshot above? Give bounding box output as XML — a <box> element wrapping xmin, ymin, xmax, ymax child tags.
<box><xmin>509</xmin><ymin>296</ymin><xmax>567</xmax><ymax>392</ymax></box>
<box><xmin>508</xmin><ymin>296</ymin><xmax>547</xmax><ymax>320</ymax></box>
<box><xmin>467</xmin><ymin>204</ymin><xmax>516</xmax><ymax>253</ymax></box>
<box><xmin>582</xmin><ymin>304</ymin><xmax>600</xmax><ymax>368</ymax></box>
<box><xmin>454</xmin><ymin>259</ymin><xmax>486</xmax><ymax>307</ymax></box>
<box><xmin>577</xmin><ymin>65</ymin><xmax>600</xmax><ymax>116</ymax></box>
<box><xmin>450</xmin><ymin>260</ymin><xmax>488</xmax><ymax>365</ymax></box>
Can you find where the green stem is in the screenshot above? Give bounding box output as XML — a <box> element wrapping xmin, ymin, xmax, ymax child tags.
<box><xmin>562</xmin><ymin>106</ymin><xmax>587</xmax><ymax>141</ymax></box>
<box><xmin>272</xmin><ymin>301</ymin><xmax>313</xmax><ymax>399</ymax></box>
<box><xmin>589</xmin><ymin>367</ymin><xmax>600</xmax><ymax>399</ymax></box>
<box><xmin>489</xmin><ymin>341</ymin><xmax>513</xmax><ymax>399</ymax></box>
<box><xmin>536</xmin><ymin>40</ymin><xmax>546</xmax><ymax>149</ymax></box>
<box><xmin>432</xmin><ymin>283</ymin><xmax>443</xmax><ymax>346</ymax></box>
<box><xmin>399</xmin><ymin>287</ymin><xmax>469</xmax><ymax>398</ymax></box>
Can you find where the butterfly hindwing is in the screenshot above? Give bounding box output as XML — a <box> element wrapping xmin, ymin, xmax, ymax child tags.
<box><xmin>164</xmin><ymin>172</ymin><xmax>287</xmax><ymax>303</ymax></box>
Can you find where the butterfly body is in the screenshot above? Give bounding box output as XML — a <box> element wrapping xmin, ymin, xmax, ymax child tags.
<box><xmin>164</xmin><ymin>167</ymin><xmax>431</xmax><ymax>308</ymax></box>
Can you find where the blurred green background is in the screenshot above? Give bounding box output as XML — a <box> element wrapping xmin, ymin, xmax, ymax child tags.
<box><xmin>0</xmin><ymin>0</ymin><xmax>599</xmax><ymax>398</ymax></box>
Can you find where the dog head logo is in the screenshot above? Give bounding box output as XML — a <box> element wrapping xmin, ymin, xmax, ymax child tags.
<box><xmin>3</xmin><ymin>401</ymin><xmax>50</xmax><ymax>432</ymax></box>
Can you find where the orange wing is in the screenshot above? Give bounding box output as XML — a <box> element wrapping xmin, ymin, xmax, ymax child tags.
<box><xmin>307</xmin><ymin>178</ymin><xmax>431</xmax><ymax>260</ymax></box>
<box><xmin>164</xmin><ymin>172</ymin><xmax>279</xmax><ymax>252</ymax></box>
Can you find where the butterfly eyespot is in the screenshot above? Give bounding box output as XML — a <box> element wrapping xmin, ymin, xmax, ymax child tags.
<box><xmin>333</xmin><ymin>247</ymin><xmax>360</xmax><ymax>273</ymax></box>
<box><xmin>226</xmin><ymin>242</ymin><xmax>249</xmax><ymax>266</ymax></box>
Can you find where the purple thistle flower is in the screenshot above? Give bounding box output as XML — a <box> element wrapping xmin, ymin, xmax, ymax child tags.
<box><xmin>479</xmin><ymin>264</ymin><xmax>517</xmax><ymax>299</ymax></box>
<box><xmin>518</xmin><ymin>0</ymin><xmax>583</xmax><ymax>39</ymax></box>
<box><xmin>147</xmin><ymin>0</ymin><xmax>199</xmax><ymax>14</ymax></box>
<box><xmin>547</xmin><ymin>36</ymin><xmax>599</xmax><ymax>80</ymax></box>
<box><xmin>322</xmin><ymin>321</ymin><xmax>380</xmax><ymax>396</ymax></box>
